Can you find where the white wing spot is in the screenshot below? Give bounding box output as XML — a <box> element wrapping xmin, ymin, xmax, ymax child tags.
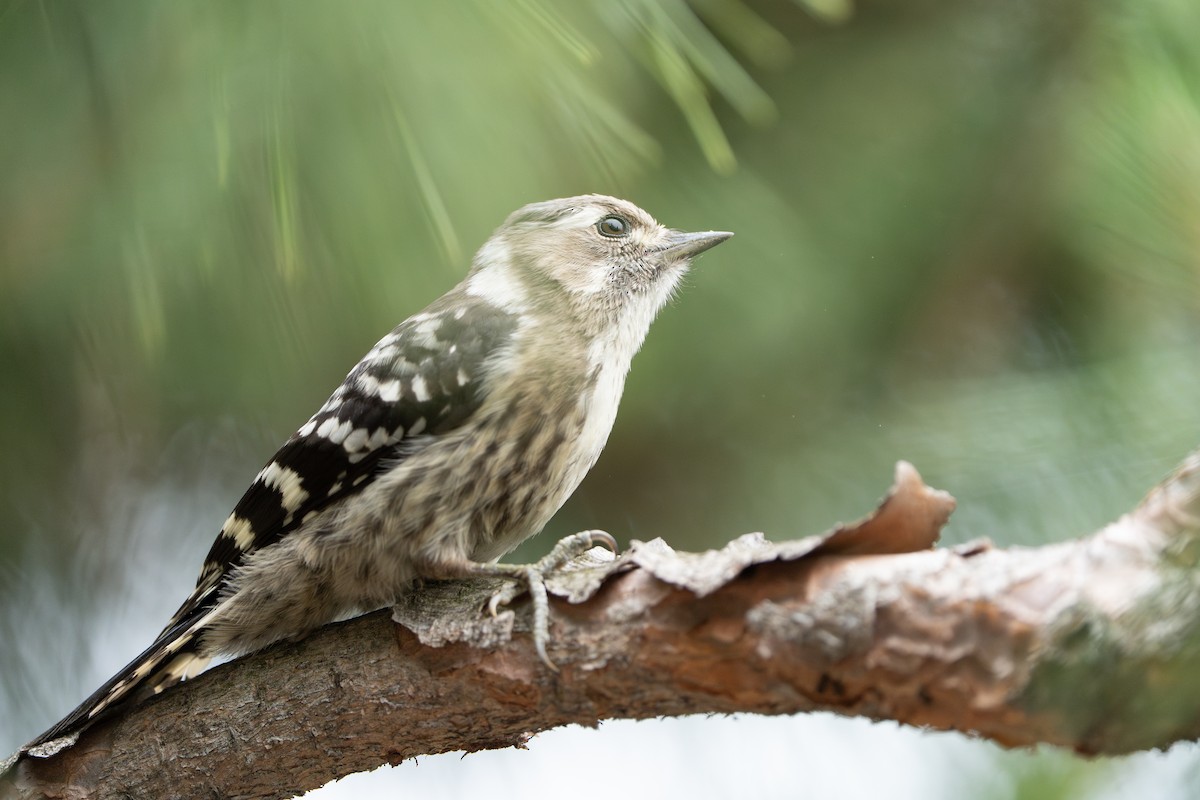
<box><xmin>257</xmin><ymin>461</ymin><xmax>310</xmax><ymax>512</ymax></box>
<box><xmin>318</xmin><ymin>418</ymin><xmax>354</xmax><ymax>445</ymax></box>
<box><xmin>378</xmin><ymin>379</ymin><xmax>401</xmax><ymax>402</ymax></box>
<box><xmin>366</xmin><ymin>345</ymin><xmax>399</xmax><ymax>369</ymax></box>
<box><xmin>411</xmin><ymin>375</ymin><xmax>430</xmax><ymax>402</ymax></box>
<box><xmin>221</xmin><ymin>514</ymin><xmax>256</xmax><ymax>552</ymax></box>
<box><xmin>368</xmin><ymin>427</ymin><xmax>390</xmax><ymax>448</ymax></box>
<box><xmin>409</xmin><ymin>417</ymin><xmax>426</xmax><ymax>436</ymax></box>
<box><xmin>342</xmin><ymin>427</ymin><xmax>369</xmax><ymax>453</ymax></box>
<box><xmin>358</xmin><ymin>373</ymin><xmax>401</xmax><ymax>402</ymax></box>
<box><xmin>357</xmin><ymin>373</ymin><xmax>382</xmax><ymax>396</ymax></box>
<box><xmin>297</xmin><ymin>420</ymin><xmax>317</xmax><ymax>437</ymax></box>
<box><xmin>330</xmin><ymin>420</ymin><xmax>353</xmax><ymax>444</ymax></box>
<box><xmin>457</xmin><ymin>368</ymin><xmax>469</xmax><ymax>386</ymax></box>
<box><xmin>161</xmin><ymin>652</ymin><xmax>208</xmax><ymax>682</ymax></box>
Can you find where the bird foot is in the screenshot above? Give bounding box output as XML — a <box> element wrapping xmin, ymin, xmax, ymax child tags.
<box><xmin>472</xmin><ymin>530</ymin><xmax>618</xmax><ymax>670</ymax></box>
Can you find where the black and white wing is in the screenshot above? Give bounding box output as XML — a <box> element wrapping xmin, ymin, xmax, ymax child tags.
<box><xmin>25</xmin><ymin>294</ymin><xmax>517</xmax><ymax>753</ymax></box>
<box><xmin>186</xmin><ymin>294</ymin><xmax>518</xmax><ymax>619</ymax></box>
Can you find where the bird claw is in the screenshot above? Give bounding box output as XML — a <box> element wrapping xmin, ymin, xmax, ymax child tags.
<box><xmin>487</xmin><ymin>582</ymin><xmax>519</xmax><ymax>618</ymax></box>
<box><xmin>535</xmin><ymin>530</ymin><xmax>618</xmax><ymax>572</ymax></box>
<box><xmin>475</xmin><ymin>530</ymin><xmax>620</xmax><ymax>671</ymax></box>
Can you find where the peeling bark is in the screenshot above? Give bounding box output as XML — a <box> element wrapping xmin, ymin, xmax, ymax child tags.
<box><xmin>5</xmin><ymin>454</ymin><xmax>1200</xmax><ymax>800</ymax></box>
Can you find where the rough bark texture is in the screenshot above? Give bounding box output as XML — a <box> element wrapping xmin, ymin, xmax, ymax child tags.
<box><xmin>5</xmin><ymin>454</ymin><xmax>1200</xmax><ymax>800</ymax></box>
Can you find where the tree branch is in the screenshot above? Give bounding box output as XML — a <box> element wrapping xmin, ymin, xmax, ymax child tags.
<box><xmin>6</xmin><ymin>453</ymin><xmax>1200</xmax><ymax>800</ymax></box>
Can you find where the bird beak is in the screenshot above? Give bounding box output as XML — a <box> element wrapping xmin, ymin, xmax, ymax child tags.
<box><xmin>658</xmin><ymin>230</ymin><xmax>734</xmax><ymax>260</ymax></box>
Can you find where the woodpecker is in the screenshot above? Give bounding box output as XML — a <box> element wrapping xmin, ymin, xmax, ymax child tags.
<box><xmin>25</xmin><ymin>194</ymin><xmax>731</xmax><ymax>755</ymax></box>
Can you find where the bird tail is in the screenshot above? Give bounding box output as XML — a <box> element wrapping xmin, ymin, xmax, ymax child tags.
<box><xmin>22</xmin><ymin>609</ymin><xmax>214</xmax><ymax>757</ymax></box>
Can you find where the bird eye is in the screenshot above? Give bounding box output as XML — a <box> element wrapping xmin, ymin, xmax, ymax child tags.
<box><xmin>597</xmin><ymin>215</ymin><xmax>630</xmax><ymax>238</ymax></box>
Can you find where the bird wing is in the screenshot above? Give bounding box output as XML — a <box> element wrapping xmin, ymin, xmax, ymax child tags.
<box><xmin>180</xmin><ymin>292</ymin><xmax>519</xmax><ymax>625</ymax></box>
<box><xmin>24</xmin><ymin>293</ymin><xmax>517</xmax><ymax>754</ymax></box>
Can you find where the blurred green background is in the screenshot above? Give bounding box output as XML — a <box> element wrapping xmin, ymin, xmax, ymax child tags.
<box><xmin>2</xmin><ymin>0</ymin><xmax>1199</xmax><ymax>796</ymax></box>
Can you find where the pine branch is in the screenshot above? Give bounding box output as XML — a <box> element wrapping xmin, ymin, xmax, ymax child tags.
<box><xmin>6</xmin><ymin>453</ymin><xmax>1200</xmax><ymax>800</ymax></box>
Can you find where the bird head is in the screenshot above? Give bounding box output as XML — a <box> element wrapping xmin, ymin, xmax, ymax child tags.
<box><xmin>467</xmin><ymin>195</ymin><xmax>731</xmax><ymax>350</ymax></box>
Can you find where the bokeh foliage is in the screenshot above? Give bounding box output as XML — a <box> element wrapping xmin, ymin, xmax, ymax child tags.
<box><xmin>2</xmin><ymin>0</ymin><xmax>1199</xmax><ymax>794</ymax></box>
